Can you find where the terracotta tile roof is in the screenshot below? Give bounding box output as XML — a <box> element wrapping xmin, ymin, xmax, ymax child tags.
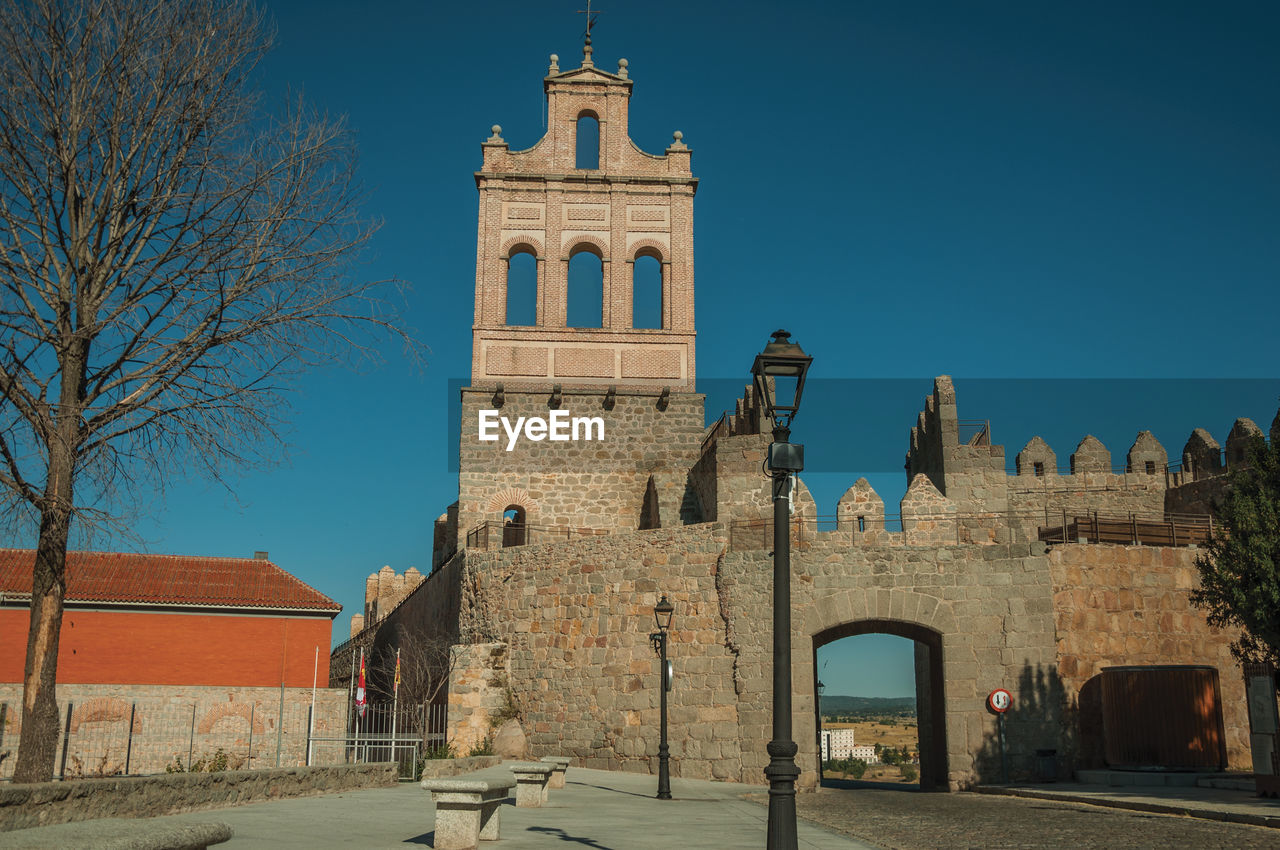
<box><xmin>0</xmin><ymin>549</ymin><xmax>340</xmax><ymax>614</ymax></box>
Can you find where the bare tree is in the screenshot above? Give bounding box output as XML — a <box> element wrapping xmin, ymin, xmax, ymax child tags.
<box><xmin>368</xmin><ymin>624</ymin><xmax>459</xmax><ymax>738</ymax></box>
<box><xmin>0</xmin><ymin>0</ymin><xmax>413</xmax><ymax>782</ymax></box>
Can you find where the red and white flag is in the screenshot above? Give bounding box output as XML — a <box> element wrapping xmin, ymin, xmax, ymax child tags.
<box><xmin>355</xmin><ymin>649</ymin><xmax>367</xmax><ymax>718</ymax></box>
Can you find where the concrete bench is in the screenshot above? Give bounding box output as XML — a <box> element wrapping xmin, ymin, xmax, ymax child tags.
<box><xmin>506</xmin><ymin>762</ymin><xmax>555</xmax><ymax>807</ymax></box>
<box><xmin>539</xmin><ymin>756</ymin><xmax>571</xmax><ymax>789</ymax></box>
<box><xmin>0</xmin><ymin>818</ymin><xmax>232</xmax><ymax>849</ymax></box>
<box><xmin>420</xmin><ymin>776</ymin><xmax>515</xmax><ymax>850</ymax></box>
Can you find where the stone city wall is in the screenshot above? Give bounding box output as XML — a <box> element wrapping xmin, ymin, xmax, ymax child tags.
<box><xmin>407</xmin><ymin>521</ymin><xmax>1255</xmax><ymax>791</ymax></box>
<box><xmin>0</xmin><ymin>684</ymin><xmax>348</xmax><ymax>781</ymax></box>
<box><xmin>454</xmin><ymin>524</ymin><xmax>742</xmax><ymax>779</ymax></box>
<box><xmin>1048</xmin><ymin>543</ymin><xmax>1248</xmax><ymax>770</ymax></box>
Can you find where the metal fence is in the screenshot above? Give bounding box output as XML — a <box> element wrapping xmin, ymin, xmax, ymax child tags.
<box><xmin>0</xmin><ymin>694</ymin><xmax>446</xmax><ymax>782</ymax></box>
<box><xmin>308</xmin><ymin>700</ymin><xmax>448</xmax><ymax>780</ymax></box>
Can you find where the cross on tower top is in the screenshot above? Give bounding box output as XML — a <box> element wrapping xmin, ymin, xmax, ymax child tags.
<box><xmin>577</xmin><ymin>1</ymin><xmax>602</xmax><ymax>51</ymax></box>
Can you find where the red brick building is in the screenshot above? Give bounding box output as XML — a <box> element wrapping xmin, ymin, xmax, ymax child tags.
<box><xmin>0</xmin><ymin>549</ymin><xmax>340</xmax><ymax>687</ymax></box>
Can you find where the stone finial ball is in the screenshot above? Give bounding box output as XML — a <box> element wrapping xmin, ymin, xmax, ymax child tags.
<box><xmin>618</xmin><ymin>58</ymin><xmax>628</xmax><ymax>68</ymax></box>
<box><xmin>673</xmin><ymin>130</ymin><xmax>683</xmax><ymax>141</ymax></box>
<box><xmin>491</xmin><ymin>125</ymin><xmax>502</xmax><ymax>135</ymax></box>
<box><xmin>550</xmin><ymin>54</ymin><xmax>558</xmax><ymax>63</ymax></box>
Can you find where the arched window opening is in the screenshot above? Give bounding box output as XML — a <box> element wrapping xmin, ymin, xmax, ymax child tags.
<box><xmin>576</xmin><ymin>114</ymin><xmax>599</xmax><ymax>170</ymax></box>
<box><xmin>567</xmin><ymin>250</ymin><xmax>603</xmax><ymax>328</ymax></box>
<box><xmin>505</xmin><ymin>252</ymin><xmax>537</xmax><ymax>326</ymax></box>
<box><xmin>502</xmin><ymin>506</ymin><xmax>526</xmax><ymax>548</ymax></box>
<box><xmin>632</xmin><ymin>254</ymin><xmax>663</xmax><ymax>329</ymax></box>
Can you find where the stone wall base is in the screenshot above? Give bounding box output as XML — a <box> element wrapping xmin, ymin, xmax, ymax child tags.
<box><xmin>0</xmin><ymin>763</ymin><xmax>397</xmax><ymax>831</ymax></box>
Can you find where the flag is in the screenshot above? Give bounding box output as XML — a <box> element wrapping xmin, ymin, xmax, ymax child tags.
<box><xmin>355</xmin><ymin>649</ymin><xmax>367</xmax><ymax>718</ymax></box>
<box><xmin>394</xmin><ymin>648</ymin><xmax>401</xmax><ymax>697</ymax></box>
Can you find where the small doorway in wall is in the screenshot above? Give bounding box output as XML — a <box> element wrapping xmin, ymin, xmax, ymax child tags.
<box><xmin>502</xmin><ymin>506</ymin><xmax>527</xmax><ymax>548</ymax></box>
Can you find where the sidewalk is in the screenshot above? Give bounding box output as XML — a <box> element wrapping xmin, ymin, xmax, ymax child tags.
<box><xmin>977</xmin><ymin>779</ymin><xmax>1280</xmax><ymax>829</ymax></box>
<box><xmin>151</xmin><ymin>766</ymin><xmax>879</xmax><ymax>850</ymax></box>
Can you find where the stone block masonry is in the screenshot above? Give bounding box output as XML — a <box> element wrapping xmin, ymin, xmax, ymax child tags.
<box><xmin>0</xmin><ymin>684</ymin><xmax>348</xmax><ymax>781</ymax></box>
<box><xmin>453</xmin><ymin>386</ymin><xmax>706</xmax><ymax>551</ymax></box>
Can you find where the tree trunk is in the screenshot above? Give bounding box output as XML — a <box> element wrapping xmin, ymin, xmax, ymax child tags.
<box><xmin>12</xmin><ymin>331</ymin><xmax>86</xmax><ymax>783</ymax></box>
<box><xmin>12</xmin><ymin>472</ymin><xmax>74</xmax><ymax>783</ymax></box>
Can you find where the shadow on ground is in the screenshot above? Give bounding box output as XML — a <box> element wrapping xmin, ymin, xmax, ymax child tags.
<box><xmin>821</xmin><ymin>777</ymin><xmax>921</xmax><ymax>792</ymax></box>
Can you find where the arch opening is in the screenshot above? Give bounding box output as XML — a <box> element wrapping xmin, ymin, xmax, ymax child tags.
<box><xmin>576</xmin><ymin>113</ymin><xmax>599</xmax><ymax>170</ymax></box>
<box><xmin>812</xmin><ymin>619</ymin><xmax>948</xmax><ymax>791</ymax></box>
<box><xmin>502</xmin><ymin>505</ymin><xmax>526</xmax><ymax>548</ymax></box>
<box><xmin>567</xmin><ymin>249</ymin><xmax>604</xmax><ymax>328</ymax></box>
<box><xmin>632</xmin><ymin>254</ymin><xmax>663</xmax><ymax>329</ymax></box>
<box><xmin>505</xmin><ymin>251</ymin><xmax>537</xmax><ymax>326</ymax></box>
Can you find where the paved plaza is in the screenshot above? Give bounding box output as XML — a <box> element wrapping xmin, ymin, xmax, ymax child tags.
<box><xmin>157</xmin><ymin>767</ymin><xmax>874</xmax><ymax>849</ymax></box>
<box><xmin>10</xmin><ymin>767</ymin><xmax>1280</xmax><ymax>849</ymax></box>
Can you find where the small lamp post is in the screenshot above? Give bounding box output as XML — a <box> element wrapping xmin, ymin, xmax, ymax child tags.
<box><xmin>650</xmin><ymin>594</ymin><xmax>675</xmax><ymax>799</ymax></box>
<box><xmin>751</xmin><ymin>329</ymin><xmax>812</xmax><ymax>850</ymax></box>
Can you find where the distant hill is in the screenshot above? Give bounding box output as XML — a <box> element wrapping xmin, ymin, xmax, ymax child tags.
<box><xmin>819</xmin><ymin>695</ymin><xmax>915</xmax><ymax>715</ymax></box>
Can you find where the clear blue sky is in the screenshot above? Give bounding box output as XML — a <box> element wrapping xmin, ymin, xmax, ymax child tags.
<box><xmin>23</xmin><ymin>2</ymin><xmax>1280</xmax><ymax>695</ymax></box>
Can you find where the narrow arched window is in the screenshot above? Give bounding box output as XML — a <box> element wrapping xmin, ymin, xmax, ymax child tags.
<box><xmin>505</xmin><ymin>251</ymin><xmax>537</xmax><ymax>326</ymax></box>
<box><xmin>567</xmin><ymin>250</ymin><xmax>603</xmax><ymax>328</ymax></box>
<box><xmin>632</xmin><ymin>254</ymin><xmax>662</xmax><ymax>329</ymax></box>
<box><xmin>576</xmin><ymin>114</ymin><xmax>599</xmax><ymax>170</ymax></box>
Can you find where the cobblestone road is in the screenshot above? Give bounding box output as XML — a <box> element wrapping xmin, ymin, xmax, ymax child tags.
<box><xmin>776</xmin><ymin>787</ymin><xmax>1280</xmax><ymax>850</ymax></box>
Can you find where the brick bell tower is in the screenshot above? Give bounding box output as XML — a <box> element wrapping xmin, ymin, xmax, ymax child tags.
<box><xmin>447</xmin><ymin>35</ymin><xmax>705</xmax><ymax>555</ymax></box>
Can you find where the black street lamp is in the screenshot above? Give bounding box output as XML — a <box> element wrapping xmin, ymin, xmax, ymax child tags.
<box><xmin>650</xmin><ymin>594</ymin><xmax>675</xmax><ymax>800</ymax></box>
<box><xmin>751</xmin><ymin>329</ymin><xmax>812</xmax><ymax>850</ymax></box>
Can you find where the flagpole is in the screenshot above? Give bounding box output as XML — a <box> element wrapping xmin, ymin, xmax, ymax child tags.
<box><xmin>355</xmin><ymin>648</ymin><xmax>364</xmax><ymax>763</ymax></box>
<box><xmin>307</xmin><ymin>646</ymin><xmax>318</xmax><ymax>766</ymax></box>
<box><xmin>391</xmin><ymin>647</ymin><xmax>401</xmax><ymax>769</ymax></box>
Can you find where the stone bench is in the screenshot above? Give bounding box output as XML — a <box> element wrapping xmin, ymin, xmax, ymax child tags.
<box><xmin>0</xmin><ymin>818</ymin><xmax>232</xmax><ymax>849</ymax></box>
<box><xmin>506</xmin><ymin>762</ymin><xmax>555</xmax><ymax>807</ymax></box>
<box><xmin>420</xmin><ymin>776</ymin><xmax>515</xmax><ymax>850</ymax></box>
<box><xmin>539</xmin><ymin>756</ymin><xmax>571</xmax><ymax>789</ymax></box>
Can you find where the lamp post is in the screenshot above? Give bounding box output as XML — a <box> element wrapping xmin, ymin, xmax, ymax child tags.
<box><xmin>751</xmin><ymin>329</ymin><xmax>813</xmax><ymax>850</ymax></box>
<box><xmin>650</xmin><ymin>594</ymin><xmax>675</xmax><ymax>800</ymax></box>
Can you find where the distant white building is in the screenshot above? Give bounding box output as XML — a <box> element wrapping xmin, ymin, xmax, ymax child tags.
<box><xmin>821</xmin><ymin>728</ymin><xmax>880</xmax><ymax>763</ymax></box>
<box><xmin>849</xmin><ymin>744</ymin><xmax>877</xmax><ymax>763</ymax></box>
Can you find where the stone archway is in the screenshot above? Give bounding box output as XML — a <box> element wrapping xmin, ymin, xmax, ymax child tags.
<box><xmin>811</xmin><ymin>619</ymin><xmax>949</xmax><ymax>791</ymax></box>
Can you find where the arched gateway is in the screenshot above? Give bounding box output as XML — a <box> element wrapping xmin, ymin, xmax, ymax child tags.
<box><xmin>811</xmin><ymin>619</ymin><xmax>949</xmax><ymax>791</ymax></box>
<box><xmin>804</xmin><ymin>589</ymin><xmax>957</xmax><ymax>791</ymax></box>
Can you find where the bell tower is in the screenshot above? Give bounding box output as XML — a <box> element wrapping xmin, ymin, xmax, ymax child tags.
<box><xmin>470</xmin><ymin>37</ymin><xmax>697</xmax><ymax>390</ymax></box>
<box><xmin>448</xmin><ymin>37</ymin><xmax>705</xmax><ymax>554</ymax></box>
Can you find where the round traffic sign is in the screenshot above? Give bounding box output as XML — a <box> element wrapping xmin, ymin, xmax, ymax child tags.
<box><xmin>988</xmin><ymin>688</ymin><xmax>1012</xmax><ymax>713</ymax></box>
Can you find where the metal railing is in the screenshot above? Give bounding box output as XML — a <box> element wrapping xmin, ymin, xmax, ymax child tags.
<box><xmin>1037</xmin><ymin>509</ymin><xmax>1213</xmax><ymax>547</ymax></box>
<box><xmin>958</xmin><ymin>420</ymin><xmax>991</xmax><ymax>447</ymax></box>
<box><xmin>465</xmin><ymin>521</ymin><xmax>611</xmax><ymax>551</ymax></box>
<box><xmin>726</xmin><ymin>508</ymin><xmax>1216</xmax><ymax>550</ymax></box>
<box><xmin>309</xmin><ymin>701</ymin><xmax>448</xmax><ymax>780</ymax></box>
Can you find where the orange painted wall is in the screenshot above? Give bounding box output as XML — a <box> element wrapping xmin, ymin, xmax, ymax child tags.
<box><xmin>0</xmin><ymin>608</ymin><xmax>332</xmax><ymax>687</ymax></box>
